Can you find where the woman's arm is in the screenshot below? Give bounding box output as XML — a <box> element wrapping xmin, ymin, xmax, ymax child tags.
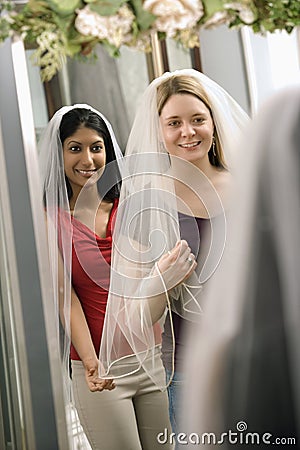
<box><xmin>71</xmin><ymin>294</ymin><xmax>115</xmax><ymax>392</ymax></box>
<box><xmin>118</xmin><ymin>239</ymin><xmax>196</xmax><ymax>324</ymax></box>
<box><xmin>57</xmin><ymin>253</ymin><xmax>115</xmax><ymax>392</ymax></box>
<box><xmin>144</xmin><ymin>239</ymin><xmax>197</xmax><ymax>323</ymax></box>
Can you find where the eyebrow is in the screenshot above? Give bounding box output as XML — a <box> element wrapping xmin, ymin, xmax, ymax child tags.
<box><xmin>66</xmin><ymin>138</ymin><xmax>104</xmax><ymax>145</ymax></box>
<box><xmin>163</xmin><ymin>115</ymin><xmax>180</xmax><ymax>120</ymax></box>
<box><xmin>163</xmin><ymin>112</ymin><xmax>207</xmax><ymax>120</ymax></box>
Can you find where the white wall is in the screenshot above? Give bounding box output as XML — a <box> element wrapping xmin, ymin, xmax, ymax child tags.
<box><xmin>199</xmin><ymin>25</ymin><xmax>251</xmax><ymax>114</ymax></box>
<box><xmin>25</xmin><ymin>50</ymin><xmax>48</xmax><ymax>137</ymax></box>
<box><xmin>199</xmin><ymin>25</ymin><xmax>300</xmax><ymax>116</ymax></box>
<box><xmin>241</xmin><ymin>27</ymin><xmax>300</xmax><ymax>114</ymax></box>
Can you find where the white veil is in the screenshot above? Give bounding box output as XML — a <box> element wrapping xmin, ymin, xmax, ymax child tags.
<box><xmin>99</xmin><ymin>69</ymin><xmax>249</xmax><ymax>388</ymax></box>
<box><xmin>182</xmin><ymin>86</ymin><xmax>300</xmax><ymax>447</ymax></box>
<box><xmin>38</xmin><ymin>104</ymin><xmax>123</xmax><ymax>444</ymax></box>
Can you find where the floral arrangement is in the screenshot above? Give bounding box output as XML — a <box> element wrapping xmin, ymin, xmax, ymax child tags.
<box><xmin>0</xmin><ymin>0</ymin><xmax>299</xmax><ymax>82</ymax></box>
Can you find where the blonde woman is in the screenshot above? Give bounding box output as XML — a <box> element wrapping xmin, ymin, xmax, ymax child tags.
<box><xmin>99</xmin><ymin>70</ymin><xmax>249</xmax><ymax>445</ymax></box>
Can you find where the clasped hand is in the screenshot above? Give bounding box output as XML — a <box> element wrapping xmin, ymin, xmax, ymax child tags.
<box><xmin>84</xmin><ymin>359</ymin><xmax>115</xmax><ymax>393</ymax></box>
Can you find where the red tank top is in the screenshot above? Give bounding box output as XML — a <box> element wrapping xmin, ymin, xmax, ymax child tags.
<box><xmin>70</xmin><ymin>199</ymin><xmax>118</xmax><ymax>360</ymax></box>
<box><xmin>59</xmin><ymin>198</ymin><xmax>161</xmax><ymax>361</ymax></box>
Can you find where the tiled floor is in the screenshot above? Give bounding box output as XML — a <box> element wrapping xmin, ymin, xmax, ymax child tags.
<box><xmin>67</xmin><ymin>403</ymin><xmax>92</xmax><ymax>450</ymax></box>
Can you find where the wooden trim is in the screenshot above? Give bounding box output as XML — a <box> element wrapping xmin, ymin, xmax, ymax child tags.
<box><xmin>150</xmin><ymin>33</ymin><xmax>164</xmax><ymax>78</ymax></box>
<box><xmin>146</xmin><ymin>35</ymin><xmax>170</xmax><ymax>82</ymax></box>
<box><xmin>42</xmin><ymin>74</ymin><xmax>63</xmax><ymax>119</ymax></box>
<box><xmin>160</xmin><ymin>39</ymin><xmax>170</xmax><ymax>72</ymax></box>
<box><xmin>190</xmin><ymin>46</ymin><xmax>203</xmax><ymax>72</ymax></box>
<box><xmin>145</xmin><ymin>52</ymin><xmax>155</xmax><ymax>83</ymax></box>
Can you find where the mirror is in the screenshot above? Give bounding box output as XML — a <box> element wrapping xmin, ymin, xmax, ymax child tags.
<box><xmin>0</xmin><ymin>18</ymin><xmax>299</xmax><ymax>448</ymax></box>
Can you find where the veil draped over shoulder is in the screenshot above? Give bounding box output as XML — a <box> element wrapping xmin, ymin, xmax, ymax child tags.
<box><xmin>38</xmin><ymin>104</ymin><xmax>123</xmax><ymax>444</ymax></box>
<box><xmin>99</xmin><ymin>69</ymin><xmax>249</xmax><ymax>388</ymax></box>
<box><xmin>182</xmin><ymin>86</ymin><xmax>300</xmax><ymax>446</ymax></box>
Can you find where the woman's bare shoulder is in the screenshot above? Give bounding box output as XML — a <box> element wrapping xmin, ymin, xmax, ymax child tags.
<box><xmin>211</xmin><ymin>170</ymin><xmax>233</xmax><ymax>211</ymax></box>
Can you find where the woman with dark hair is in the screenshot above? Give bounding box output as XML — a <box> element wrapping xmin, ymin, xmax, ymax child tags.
<box><xmin>59</xmin><ymin>107</ymin><xmax>121</xmax><ymax>202</ymax></box>
<box><xmin>39</xmin><ymin>104</ymin><xmax>173</xmax><ymax>450</ymax></box>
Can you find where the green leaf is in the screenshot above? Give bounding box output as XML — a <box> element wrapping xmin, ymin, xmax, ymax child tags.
<box><xmin>68</xmin><ymin>28</ymin><xmax>98</xmax><ymax>44</ymax></box>
<box><xmin>101</xmin><ymin>39</ymin><xmax>120</xmax><ymax>57</ymax></box>
<box><xmin>130</xmin><ymin>0</ymin><xmax>155</xmax><ymax>30</ymax></box>
<box><xmin>47</xmin><ymin>0</ymin><xmax>82</xmax><ymax>16</ymax></box>
<box><xmin>203</xmin><ymin>0</ymin><xmax>224</xmax><ymax>17</ymax></box>
<box><xmin>89</xmin><ymin>0</ymin><xmax>126</xmax><ymax>16</ymax></box>
<box><xmin>0</xmin><ymin>18</ymin><xmax>11</xmax><ymax>42</ymax></box>
<box><xmin>65</xmin><ymin>41</ymin><xmax>82</xmax><ymax>55</ymax></box>
<box><xmin>27</xmin><ymin>0</ymin><xmax>51</xmax><ymax>14</ymax></box>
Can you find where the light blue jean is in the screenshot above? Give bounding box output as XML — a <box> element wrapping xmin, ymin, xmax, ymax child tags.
<box><xmin>165</xmin><ymin>369</ymin><xmax>185</xmax><ymax>447</ymax></box>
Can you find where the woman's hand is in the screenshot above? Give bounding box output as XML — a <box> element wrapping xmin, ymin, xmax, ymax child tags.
<box><xmin>83</xmin><ymin>358</ymin><xmax>115</xmax><ymax>392</ymax></box>
<box><xmin>157</xmin><ymin>240</ymin><xmax>197</xmax><ymax>290</ymax></box>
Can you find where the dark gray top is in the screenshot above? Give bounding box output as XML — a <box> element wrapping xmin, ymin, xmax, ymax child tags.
<box><xmin>161</xmin><ymin>212</ymin><xmax>212</xmax><ymax>372</ymax></box>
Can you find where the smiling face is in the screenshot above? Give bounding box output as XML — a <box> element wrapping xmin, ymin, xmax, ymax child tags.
<box><xmin>159</xmin><ymin>93</ymin><xmax>214</xmax><ymax>167</ymax></box>
<box><xmin>63</xmin><ymin>125</ymin><xmax>106</xmax><ymax>199</ymax></box>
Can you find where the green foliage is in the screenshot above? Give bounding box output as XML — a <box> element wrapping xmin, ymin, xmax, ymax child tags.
<box><xmin>253</xmin><ymin>0</ymin><xmax>300</xmax><ymax>33</ymax></box>
<box><xmin>1</xmin><ymin>0</ymin><xmax>299</xmax><ymax>80</ymax></box>
<box><xmin>225</xmin><ymin>0</ymin><xmax>300</xmax><ymax>33</ymax></box>
<box><xmin>47</xmin><ymin>0</ymin><xmax>82</xmax><ymax>16</ymax></box>
<box><xmin>130</xmin><ymin>0</ymin><xmax>155</xmax><ymax>30</ymax></box>
<box><xmin>89</xmin><ymin>0</ymin><xmax>126</xmax><ymax>16</ymax></box>
<box><xmin>202</xmin><ymin>0</ymin><xmax>224</xmax><ymax>18</ymax></box>
<box><xmin>0</xmin><ymin>18</ymin><xmax>11</xmax><ymax>43</ymax></box>
<box><xmin>101</xmin><ymin>39</ymin><xmax>121</xmax><ymax>57</ymax></box>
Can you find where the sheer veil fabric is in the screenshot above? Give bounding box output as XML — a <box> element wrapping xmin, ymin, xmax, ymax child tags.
<box><xmin>38</xmin><ymin>104</ymin><xmax>123</xmax><ymax>445</ymax></box>
<box><xmin>182</xmin><ymin>86</ymin><xmax>300</xmax><ymax>446</ymax></box>
<box><xmin>99</xmin><ymin>69</ymin><xmax>249</xmax><ymax>389</ymax></box>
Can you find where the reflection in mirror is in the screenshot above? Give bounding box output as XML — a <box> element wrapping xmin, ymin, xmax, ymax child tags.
<box><xmin>25</xmin><ymin>44</ymin><xmax>151</xmax><ymax>152</ymax></box>
<box><xmin>199</xmin><ymin>25</ymin><xmax>251</xmax><ymax>114</ymax></box>
<box><xmin>25</xmin><ymin>50</ymin><xmax>48</xmax><ymax>141</ymax></box>
<box><xmin>115</xmin><ymin>46</ymin><xmax>150</xmax><ymax>126</ymax></box>
<box><xmin>3</xmin><ymin>14</ymin><xmax>299</xmax><ymax>449</ymax></box>
<box><xmin>242</xmin><ymin>26</ymin><xmax>300</xmax><ymax>114</ymax></box>
<box><xmin>66</xmin><ymin>45</ymin><xmax>149</xmax><ymax>150</ymax></box>
<box><xmin>0</xmin><ymin>209</ymin><xmax>24</xmax><ymax>450</ymax></box>
<box><xmin>165</xmin><ymin>38</ymin><xmax>193</xmax><ymax>72</ymax></box>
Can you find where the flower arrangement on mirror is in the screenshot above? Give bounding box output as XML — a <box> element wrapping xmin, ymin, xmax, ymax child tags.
<box><xmin>0</xmin><ymin>0</ymin><xmax>299</xmax><ymax>82</ymax></box>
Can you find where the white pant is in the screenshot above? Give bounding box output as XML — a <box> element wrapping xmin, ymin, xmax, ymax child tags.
<box><xmin>71</xmin><ymin>351</ymin><xmax>172</xmax><ymax>450</ymax></box>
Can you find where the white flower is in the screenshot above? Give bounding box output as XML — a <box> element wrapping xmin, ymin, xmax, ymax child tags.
<box><xmin>106</xmin><ymin>4</ymin><xmax>135</xmax><ymax>47</ymax></box>
<box><xmin>75</xmin><ymin>5</ymin><xmax>134</xmax><ymax>47</ymax></box>
<box><xmin>204</xmin><ymin>11</ymin><xmax>229</xmax><ymax>29</ymax></box>
<box><xmin>125</xmin><ymin>31</ymin><xmax>152</xmax><ymax>52</ymax></box>
<box><xmin>238</xmin><ymin>8</ymin><xmax>255</xmax><ymax>24</ymax></box>
<box><xmin>224</xmin><ymin>2</ymin><xmax>255</xmax><ymax>24</ymax></box>
<box><xmin>33</xmin><ymin>31</ymin><xmax>67</xmax><ymax>82</ymax></box>
<box><xmin>176</xmin><ymin>28</ymin><xmax>200</xmax><ymax>47</ymax></box>
<box><xmin>143</xmin><ymin>0</ymin><xmax>204</xmax><ymax>37</ymax></box>
<box><xmin>75</xmin><ymin>6</ymin><xmax>108</xmax><ymax>39</ymax></box>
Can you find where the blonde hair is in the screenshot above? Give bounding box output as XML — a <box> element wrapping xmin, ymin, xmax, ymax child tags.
<box><xmin>157</xmin><ymin>75</ymin><xmax>227</xmax><ymax>169</ymax></box>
